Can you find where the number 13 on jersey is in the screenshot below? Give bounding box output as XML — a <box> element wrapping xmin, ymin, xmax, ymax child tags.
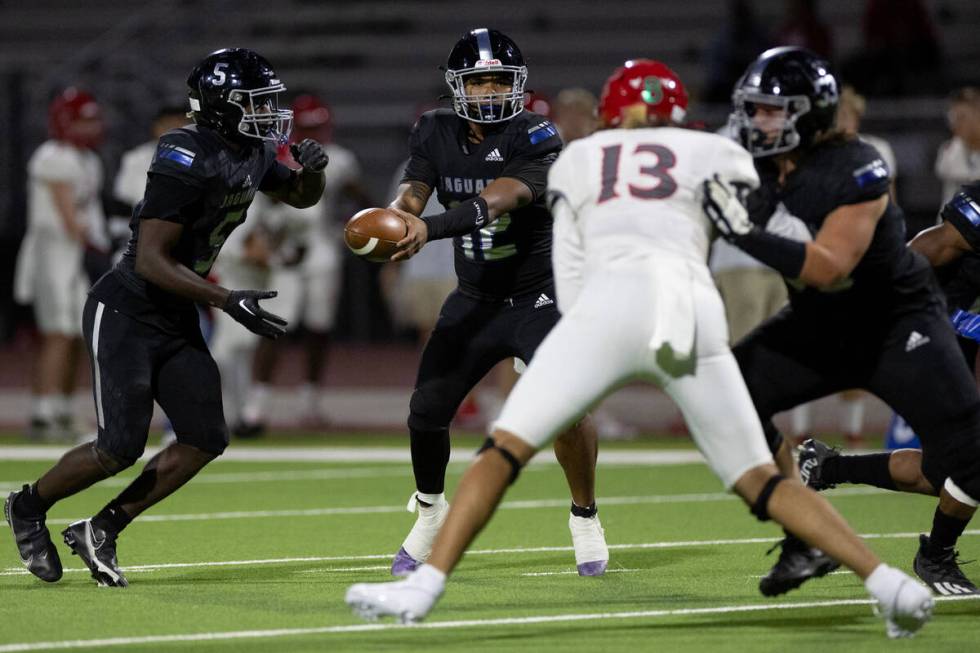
<box><xmin>598</xmin><ymin>143</ymin><xmax>678</xmax><ymax>203</ymax></box>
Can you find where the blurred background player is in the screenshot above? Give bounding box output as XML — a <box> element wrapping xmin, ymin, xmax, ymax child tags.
<box><xmin>382</xmin><ymin>28</ymin><xmax>607</xmax><ymax>578</ymax></box>
<box><xmin>935</xmin><ymin>87</ymin><xmax>980</xmax><ymax>205</ymax></box>
<box><xmin>346</xmin><ymin>59</ymin><xmax>934</xmax><ymax>637</ymax></box>
<box><xmin>13</xmin><ymin>87</ymin><xmax>110</xmax><ymax>441</ymax></box>
<box><xmin>236</xmin><ymin>94</ymin><xmax>372</xmax><ymax>435</ymax></box>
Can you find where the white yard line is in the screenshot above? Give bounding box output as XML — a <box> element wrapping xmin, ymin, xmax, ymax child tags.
<box><xmin>0</xmin><ymin>445</ymin><xmax>706</xmax><ymax>466</ymax></box>
<box><xmin>4</xmin><ymin>530</ymin><xmax>977</xmax><ymax>577</ymax></box>
<box><xmin>0</xmin><ymin>595</ymin><xmax>976</xmax><ymax>652</ymax></box>
<box><xmin>19</xmin><ymin>486</ymin><xmax>885</xmax><ymax>528</ymax></box>
<box><xmin>521</xmin><ymin>568</ymin><xmax>643</xmax><ymax>577</ymax></box>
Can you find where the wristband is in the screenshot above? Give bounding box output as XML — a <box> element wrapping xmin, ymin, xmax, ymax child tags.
<box><xmin>421</xmin><ymin>197</ymin><xmax>490</xmax><ymax>240</ymax></box>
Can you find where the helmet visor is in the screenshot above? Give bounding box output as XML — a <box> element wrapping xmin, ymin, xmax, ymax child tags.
<box><xmin>229</xmin><ymin>84</ymin><xmax>293</xmax><ymax>144</ymax></box>
<box><xmin>446</xmin><ymin>66</ymin><xmax>527</xmax><ymax>123</ymax></box>
<box><xmin>729</xmin><ymin>90</ymin><xmax>810</xmax><ymax>157</ymax></box>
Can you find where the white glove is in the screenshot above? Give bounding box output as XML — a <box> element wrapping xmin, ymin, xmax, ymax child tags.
<box><xmin>702</xmin><ymin>175</ymin><xmax>752</xmax><ymax>241</ymax></box>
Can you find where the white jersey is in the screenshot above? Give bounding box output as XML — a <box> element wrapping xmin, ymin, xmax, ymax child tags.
<box><xmin>113</xmin><ymin>140</ymin><xmax>156</xmax><ymax>209</ymax></box>
<box><xmin>497</xmin><ymin>127</ymin><xmax>772</xmax><ymax>488</ymax></box>
<box><xmin>24</xmin><ymin>140</ymin><xmax>105</xmax><ymax>244</ymax></box>
<box><xmin>548</xmin><ymin>127</ymin><xmax>759</xmax><ymax>310</ymax></box>
<box><xmin>935</xmin><ymin>137</ymin><xmax>980</xmax><ymax>206</ymax></box>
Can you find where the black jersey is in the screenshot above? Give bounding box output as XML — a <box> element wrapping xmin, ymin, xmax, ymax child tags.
<box><xmin>401</xmin><ymin>109</ymin><xmax>561</xmax><ymax>301</ymax></box>
<box><xmin>764</xmin><ymin>137</ymin><xmax>935</xmax><ymax>317</ymax></box>
<box><xmin>90</xmin><ymin>125</ymin><xmax>291</xmax><ymax>332</ymax></box>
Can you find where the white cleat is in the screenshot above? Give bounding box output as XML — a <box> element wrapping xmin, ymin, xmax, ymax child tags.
<box><xmin>569</xmin><ymin>513</ymin><xmax>609</xmax><ymax>576</ymax></box>
<box><xmin>391</xmin><ymin>493</ymin><xmax>449</xmax><ymax>577</ymax></box>
<box><xmin>346</xmin><ymin>566</ymin><xmax>445</xmax><ymax>623</ymax></box>
<box><xmin>870</xmin><ymin>567</ymin><xmax>934</xmax><ymax>638</ymax></box>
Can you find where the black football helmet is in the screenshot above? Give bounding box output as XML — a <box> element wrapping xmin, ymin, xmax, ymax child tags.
<box><xmin>445</xmin><ymin>28</ymin><xmax>528</xmax><ymax>123</ymax></box>
<box><xmin>728</xmin><ymin>46</ymin><xmax>839</xmax><ymax>157</ymax></box>
<box><xmin>187</xmin><ymin>48</ymin><xmax>292</xmax><ymax>145</ymax></box>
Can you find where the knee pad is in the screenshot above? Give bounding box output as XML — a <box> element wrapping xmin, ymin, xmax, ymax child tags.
<box><xmin>477</xmin><ymin>437</ymin><xmax>522</xmax><ymax>485</ymax></box>
<box><xmin>408</xmin><ymin>387</ymin><xmax>454</xmax><ymax>432</ymax></box>
<box><xmin>763</xmin><ymin>421</ymin><xmax>784</xmax><ymax>455</ymax></box>
<box><xmin>750</xmin><ymin>474</ymin><xmax>785</xmax><ymax>522</ymax></box>
<box><xmin>91</xmin><ymin>442</ymin><xmax>137</xmax><ymax>476</ymax></box>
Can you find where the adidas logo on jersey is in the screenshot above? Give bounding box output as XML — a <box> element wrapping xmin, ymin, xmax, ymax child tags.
<box><xmin>485</xmin><ymin>148</ymin><xmax>504</xmax><ymax>162</ymax></box>
<box><xmin>534</xmin><ymin>293</ymin><xmax>554</xmax><ymax>309</ymax></box>
<box><xmin>905</xmin><ymin>330</ymin><xmax>930</xmax><ymax>352</ymax></box>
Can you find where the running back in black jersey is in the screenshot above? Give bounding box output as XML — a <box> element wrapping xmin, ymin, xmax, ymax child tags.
<box><xmin>90</xmin><ymin>125</ymin><xmax>291</xmax><ymax>331</ymax></box>
<box><xmin>766</xmin><ymin>137</ymin><xmax>934</xmax><ymax>315</ymax></box>
<box><xmin>401</xmin><ymin>108</ymin><xmax>561</xmax><ymax>301</ymax></box>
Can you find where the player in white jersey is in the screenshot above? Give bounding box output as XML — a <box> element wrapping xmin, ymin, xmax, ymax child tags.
<box><xmin>345</xmin><ymin>60</ymin><xmax>933</xmax><ymax>638</ymax></box>
<box><xmin>237</xmin><ymin>95</ymin><xmax>371</xmax><ymax>433</ymax></box>
<box><xmin>14</xmin><ymin>88</ymin><xmax>110</xmax><ymax>440</ymax></box>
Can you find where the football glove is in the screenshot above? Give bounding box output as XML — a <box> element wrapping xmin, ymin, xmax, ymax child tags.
<box><xmin>290</xmin><ymin>139</ymin><xmax>329</xmax><ymax>173</ymax></box>
<box><xmin>223</xmin><ymin>289</ymin><xmax>287</xmax><ymax>339</ymax></box>
<box><xmin>702</xmin><ymin>175</ymin><xmax>752</xmax><ymax>242</ymax></box>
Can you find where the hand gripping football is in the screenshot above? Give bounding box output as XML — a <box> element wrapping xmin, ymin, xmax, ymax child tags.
<box><xmin>344</xmin><ymin>208</ymin><xmax>408</xmax><ymax>262</ymax></box>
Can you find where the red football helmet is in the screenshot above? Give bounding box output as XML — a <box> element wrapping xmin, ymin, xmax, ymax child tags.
<box><xmin>598</xmin><ymin>60</ymin><xmax>688</xmax><ymax>128</ymax></box>
<box><xmin>48</xmin><ymin>87</ymin><xmax>104</xmax><ymax>149</ymax></box>
<box><xmin>524</xmin><ymin>91</ymin><xmax>552</xmax><ymax>118</ymax></box>
<box><xmin>291</xmin><ymin>94</ymin><xmax>333</xmax><ymax>144</ymax></box>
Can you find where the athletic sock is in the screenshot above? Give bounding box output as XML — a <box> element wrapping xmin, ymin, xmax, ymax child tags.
<box><xmin>13</xmin><ymin>482</ymin><xmax>51</xmax><ymax>518</ymax></box>
<box><xmin>32</xmin><ymin>395</ymin><xmax>56</xmax><ymax>422</ymax></box>
<box><xmin>570</xmin><ymin>501</ymin><xmax>597</xmax><ymax>518</ymax></box>
<box><xmin>822</xmin><ymin>453</ymin><xmax>897</xmax><ymax>491</ymax></box>
<box><xmin>241</xmin><ymin>384</ymin><xmax>270</xmax><ymax>425</ymax></box>
<box><xmin>415</xmin><ymin>491</ymin><xmax>444</xmax><ymax>508</ymax></box>
<box><xmin>92</xmin><ymin>502</ymin><xmax>133</xmax><ymax>535</ymax></box>
<box><xmin>927</xmin><ymin>507</ymin><xmax>969</xmax><ymax>554</ymax></box>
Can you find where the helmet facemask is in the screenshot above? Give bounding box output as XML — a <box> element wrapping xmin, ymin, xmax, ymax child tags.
<box><xmin>729</xmin><ymin>90</ymin><xmax>811</xmax><ymax>157</ymax></box>
<box><xmin>446</xmin><ymin>65</ymin><xmax>527</xmax><ymax>123</ymax></box>
<box><xmin>227</xmin><ymin>84</ymin><xmax>293</xmax><ymax>144</ymax></box>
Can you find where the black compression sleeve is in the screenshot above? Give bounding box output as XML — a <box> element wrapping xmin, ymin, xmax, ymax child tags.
<box><xmin>734</xmin><ymin>229</ymin><xmax>807</xmax><ymax>278</ymax></box>
<box><xmin>421</xmin><ymin>197</ymin><xmax>490</xmax><ymax>241</ymax></box>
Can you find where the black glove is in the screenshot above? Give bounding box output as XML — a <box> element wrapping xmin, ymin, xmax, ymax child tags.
<box><xmin>223</xmin><ymin>290</ymin><xmax>288</xmax><ymax>339</ymax></box>
<box><xmin>702</xmin><ymin>175</ymin><xmax>753</xmax><ymax>242</ymax></box>
<box><xmin>290</xmin><ymin>139</ymin><xmax>329</xmax><ymax>173</ymax></box>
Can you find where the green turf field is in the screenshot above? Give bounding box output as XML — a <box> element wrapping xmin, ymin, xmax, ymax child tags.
<box><xmin>0</xmin><ymin>439</ymin><xmax>977</xmax><ymax>652</ymax></box>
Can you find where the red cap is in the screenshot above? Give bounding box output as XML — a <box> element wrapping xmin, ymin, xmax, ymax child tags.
<box><xmin>49</xmin><ymin>87</ymin><xmax>104</xmax><ymax>149</ymax></box>
<box><xmin>598</xmin><ymin>60</ymin><xmax>688</xmax><ymax>128</ymax></box>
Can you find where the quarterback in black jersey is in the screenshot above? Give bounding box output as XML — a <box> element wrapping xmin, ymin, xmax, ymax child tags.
<box><xmin>3</xmin><ymin>48</ymin><xmax>328</xmax><ymax>587</ymax></box>
<box><xmin>379</xmin><ymin>28</ymin><xmax>606</xmax><ymax>578</ymax></box>
<box><xmin>705</xmin><ymin>47</ymin><xmax>980</xmax><ymax>596</ymax></box>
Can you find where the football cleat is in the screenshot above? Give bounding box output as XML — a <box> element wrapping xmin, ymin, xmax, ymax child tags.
<box><xmin>4</xmin><ymin>486</ymin><xmax>63</xmax><ymax>582</ymax></box>
<box><xmin>869</xmin><ymin>566</ymin><xmax>934</xmax><ymax>638</ymax></box>
<box><xmin>913</xmin><ymin>534</ymin><xmax>978</xmax><ymax>595</ymax></box>
<box><xmin>62</xmin><ymin>519</ymin><xmax>128</xmax><ymax>587</ymax></box>
<box><xmin>569</xmin><ymin>513</ymin><xmax>609</xmax><ymax>576</ymax></box>
<box><xmin>759</xmin><ymin>534</ymin><xmax>840</xmax><ymax>596</ymax></box>
<box><xmin>391</xmin><ymin>493</ymin><xmax>449</xmax><ymax>577</ymax></box>
<box><xmin>797</xmin><ymin>438</ymin><xmax>840</xmax><ymax>491</ymax></box>
<box><xmin>346</xmin><ymin>570</ymin><xmax>444</xmax><ymax>624</ymax></box>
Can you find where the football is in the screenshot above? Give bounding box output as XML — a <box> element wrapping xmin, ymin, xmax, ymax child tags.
<box><xmin>344</xmin><ymin>208</ymin><xmax>408</xmax><ymax>262</ymax></box>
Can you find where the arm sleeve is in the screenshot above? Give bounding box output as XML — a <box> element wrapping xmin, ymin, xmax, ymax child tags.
<box><xmin>942</xmin><ymin>182</ymin><xmax>980</xmax><ymax>252</ymax></box>
<box><xmin>135</xmin><ymin>173</ymin><xmax>202</xmax><ymax>225</ymax></box>
<box><xmin>500</xmin><ymin>119</ymin><xmax>563</xmax><ymax>202</ymax></box>
<box><xmin>399</xmin><ymin>115</ymin><xmax>438</xmax><ymax>188</ymax></box>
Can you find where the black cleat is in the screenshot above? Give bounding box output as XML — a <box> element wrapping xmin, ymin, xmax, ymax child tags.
<box><xmin>913</xmin><ymin>534</ymin><xmax>978</xmax><ymax>596</ymax></box>
<box><xmin>62</xmin><ymin>519</ymin><xmax>128</xmax><ymax>587</ymax></box>
<box><xmin>759</xmin><ymin>535</ymin><xmax>841</xmax><ymax>596</ymax></box>
<box><xmin>4</xmin><ymin>486</ymin><xmax>63</xmax><ymax>582</ymax></box>
<box><xmin>797</xmin><ymin>438</ymin><xmax>840</xmax><ymax>491</ymax></box>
